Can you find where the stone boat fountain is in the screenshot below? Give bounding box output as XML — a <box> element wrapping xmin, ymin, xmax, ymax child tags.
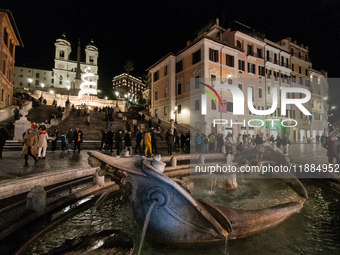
<box><xmin>88</xmin><ymin>143</ymin><xmax>308</xmax><ymax>243</ymax></box>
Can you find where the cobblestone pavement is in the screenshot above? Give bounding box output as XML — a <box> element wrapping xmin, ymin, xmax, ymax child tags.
<box><xmin>0</xmin><ymin>144</ymin><xmax>329</xmax><ymax>182</ymax></box>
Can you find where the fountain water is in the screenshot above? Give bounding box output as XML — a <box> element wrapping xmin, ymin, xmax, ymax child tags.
<box><xmin>138</xmin><ymin>200</ymin><xmax>156</xmax><ymax>255</ymax></box>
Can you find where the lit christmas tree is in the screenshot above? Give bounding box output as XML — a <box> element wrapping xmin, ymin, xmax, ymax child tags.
<box><xmin>78</xmin><ymin>67</ymin><xmax>97</xmax><ymax>103</ymax></box>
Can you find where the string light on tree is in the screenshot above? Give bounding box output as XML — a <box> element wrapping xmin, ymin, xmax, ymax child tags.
<box><xmin>78</xmin><ymin>67</ymin><xmax>97</xmax><ymax>102</ymax></box>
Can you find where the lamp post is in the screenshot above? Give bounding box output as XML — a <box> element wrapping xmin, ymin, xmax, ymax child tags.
<box><xmin>174</xmin><ymin>106</ymin><xmax>178</xmax><ymax>124</ymax></box>
<box><xmin>40</xmin><ymin>83</ymin><xmax>45</xmax><ymax>97</ymax></box>
<box><xmin>115</xmin><ymin>91</ymin><xmax>119</xmax><ymax>99</ymax></box>
<box><xmin>28</xmin><ymin>78</ymin><xmax>32</xmax><ymax>88</ymax></box>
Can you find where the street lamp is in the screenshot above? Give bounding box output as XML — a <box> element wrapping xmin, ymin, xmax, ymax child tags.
<box><xmin>28</xmin><ymin>78</ymin><xmax>32</xmax><ymax>87</ymax></box>
<box><xmin>40</xmin><ymin>83</ymin><xmax>45</xmax><ymax>97</ymax></box>
<box><xmin>124</xmin><ymin>94</ymin><xmax>127</xmax><ymax>98</ymax></box>
<box><xmin>105</xmin><ymin>96</ymin><xmax>108</xmax><ymax>100</ymax></box>
<box><xmin>331</xmin><ymin>106</ymin><xmax>336</xmax><ymax>110</ymax></box>
<box><xmin>115</xmin><ymin>91</ymin><xmax>119</xmax><ymax>97</ymax></box>
<box><xmin>174</xmin><ymin>106</ymin><xmax>178</xmax><ymax>124</ymax></box>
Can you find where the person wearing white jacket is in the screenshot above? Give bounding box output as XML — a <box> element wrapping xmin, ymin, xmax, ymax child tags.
<box><xmin>38</xmin><ymin>129</ymin><xmax>49</xmax><ymax>159</ymax></box>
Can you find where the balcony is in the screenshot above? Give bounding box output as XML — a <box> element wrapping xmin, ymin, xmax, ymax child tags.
<box><xmin>247</xmin><ymin>51</ymin><xmax>263</xmax><ymax>59</ymax></box>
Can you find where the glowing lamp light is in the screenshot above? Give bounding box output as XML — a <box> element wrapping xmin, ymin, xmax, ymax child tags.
<box><xmin>331</xmin><ymin>106</ymin><xmax>336</xmax><ymax>110</ymax></box>
<box><xmin>115</xmin><ymin>92</ymin><xmax>119</xmax><ymax>96</ymax></box>
<box><xmin>41</xmin><ymin>83</ymin><xmax>45</xmax><ymax>88</ymax></box>
<box><xmin>323</xmin><ymin>96</ymin><xmax>328</xmax><ymax>100</ymax></box>
<box><xmin>49</xmin><ymin>90</ymin><xmax>54</xmax><ymax>94</ymax></box>
<box><xmin>124</xmin><ymin>94</ymin><xmax>127</xmax><ymax>98</ymax></box>
<box><xmin>175</xmin><ymin>106</ymin><xmax>177</xmax><ymax>110</ymax></box>
<box><xmin>227</xmin><ymin>73</ymin><xmax>232</xmax><ymax>78</ymax></box>
<box><xmin>28</xmin><ymin>78</ymin><xmax>32</xmax><ymax>83</ymax></box>
<box><xmin>67</xmin><ymin>85</ymin><xmax>70</xmax><ymax>90</ymax></box>
<box><xmin>105</xmin><ymin>97</ymin><xmax>108</xmax><ymax>100</ymax></box>
<box><xmin>128</xmin><ymin>93</ymin><xmax>130</xmax><ymax>96</ymax></box>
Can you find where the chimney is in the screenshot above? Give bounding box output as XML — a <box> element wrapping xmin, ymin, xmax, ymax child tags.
<box><xmin>305</xmin><ymin>45</ymin><xmax>309</xmax><ymax>50</ymax></box>
<box><xmin>216</xmin><ymin>18</ymin><xmax>219</xmax><ymax>26</ymax></box>
<box><xmin>300</xmin><ymin>44</ymin><xmax>304</xmax><ymax>48</ymax></box>
<box><xmin>76</xmin><ymin>39</ymin><xmax>81</xmax><ymax>80</ymax></box>
<box><xmin>293</xmin><ymin>40</ymin><xmax>297</xmax><ymax>44</ymax></box>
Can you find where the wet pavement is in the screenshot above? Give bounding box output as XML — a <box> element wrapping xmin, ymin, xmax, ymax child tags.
<box><xmin>0</xmin><ymin>144</ymin><xmax>329</xmax><ymax>183</ymax></box>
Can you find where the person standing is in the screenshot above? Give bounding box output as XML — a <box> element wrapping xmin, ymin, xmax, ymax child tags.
<box><xmin>106</xmin><ymin>129</ymin><xmax>114</xmax><ymax>153</ymax></box>
<box><xmin>316</xmin><ymin>134</ymin><xmax>320</xmax><ymax>144</ymax></box>
<box><xmin>61</xmin><ymin>132</ymin><xmax>66</xmax><ymax>151</ymax></box>
<box><xmin>275</xmin><ymin>135</ymin><xmax>282</xmax><ymax>151</ymax></box>
<box><xmin>209</xmin><ymin>132</ymin><xmax>215</xmax><ymax>153</ymax></box>
<box><xmin>323</xmin><ymin>135</ymin><xmax>340</xmax><ymax>164</ymax></box>
<box><xmin>124</xmin><ymin>131</ymin><xmax>133</xmax><ymax>156</ymax></box>
<box><xmin>38</xmin><ymin>128</ymin><xmax>49</xmax><ymax>159</ymax></box>
<box><xmin>151</xmin><ymin>129</ymin><xmax>158</xmax><ymax>155</ymax></box>
<box><xmin>50</xmin><ymin>129</ymin><xmax>58</xmax><ymax>151</ymax></box>
<box><xmin>202</xmin><ymin>134</ymin><xmax>209</xmax><ymax>153</ymax></box>
<box><xmin>115</xmin><ymin>130</ymin><xmax>123</xmax><ymax>157</ymax></box>
<box><xmin>180</xmin><ymin>133</ymin><xmax>186</xmax><ymax>150</ymax></box>
<box><xmin>73</xmin><ymin>128</ymin><xmax>83</xmax><ymax>153</ymax></box>
<box><xmin>144</xmin><ymin>130</ymin><xmax>152</xmax><ymax>156</ymax></box>
<box><xmin>166</xmin><ymin>130</ymin><xmax>174</xmax><ymax>156</ymax></box>
<box><xmin>194</xmin><ymin>133</ymin><xmax>201</xmax><ymax>153</ymax></box>
<box><xmin>282</xmin><ymin>136</ymin><xmax>290</xmax><ymax>155</ymax></box>
<box><xmin>135</xmin><ymin>129</ymin><xmax>143</xmax><ymax>154</ymax></box>
<box><xmin>66</xmin><ymin>128</ymin><xmax>74</xmax><ymax>151</ymax></box>
<box><xmin>100</xmin><ymin>130</ymin><xmax>107</xmax><ymax>151</ymax></box>
<box><xmin>14</xmin><ymin>107</ymin><xmax>20</xmax><ymax>120</ymax></box>
<box><xmin>19</xmin><ymin>128</ymin><xmax>38</xmax><ymax>166</ymax></box>
<box><xmin>0</xmin><ymin>128</ymin><xmax>8</xmax><ymax>159</ymax></box>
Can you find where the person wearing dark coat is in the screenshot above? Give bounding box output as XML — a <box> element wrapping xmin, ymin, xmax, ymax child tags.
<box><xmin>180</xmin><ymin>133</ymin><xmax>186</xmax><ymax>150</ymax></box>
<box><xmin>254</xmin><ymin>134</ymin><xmax>262</xmax><ymax>145</ymax></box>
<box><xmin>124</xmin><ymin>132</ymin><xmax>133</xmax><ymax>156</ymax></box>
<box><xmin>151</xmin><ymin>129</ymin><xmax>158</xmax><ymax>154</ymax></box>
<box><xmin>166</xmin><ymin>131</ymin><xmax>174</xmax><ymax>155</ymax></box>
<box><xmin>115</xmin><ymin>130</ymin><xmax>123</xmax><ymax>157</ymax></box>
<box><xmin>323</xmin><ymin>135</ymin><xmax>340</xmax><ymax>164</ymax></box>
<box><xmin>275</xmin><ymin>135</ymin><xmax>282</xmax><ymax>150</ymax></box>
<box><xmin>135</xmin><ymin>130</ymin><xmax>143</xmax><ymax>154</ymax></box>
<box><xmin>0</xmin><ymin>128</ymin><xmax>8</xmax><ymax>159</ymax></box>
<box><xmin>73</xmin><ymin>128</ymin><xmax>83</xmax><ymax>153</ymax></box>
<box><xmin>50</xmin><ymin>129</ymin><xmax>58</xmax><ymax>151</ymax></box>
<box><xmin>106</xmin><ymin>129</ymin><xmax>114</xmax><ymax>152</ymax></box>
<box><xmin>66</xmin><ymin>128</ymin><xmax>74</xmax><ymax>151</ymax></box>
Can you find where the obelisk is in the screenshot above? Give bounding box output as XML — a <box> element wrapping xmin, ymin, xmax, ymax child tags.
<box><xmin>74</xmin><ymin>39</ymin><xmax>82</xmax><ymax>89</ymax></box>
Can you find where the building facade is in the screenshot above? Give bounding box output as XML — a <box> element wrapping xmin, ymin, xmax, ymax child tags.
<box><xmin>0</xmin><ymin>9</ymin><xmax>23</xmax><ymax>109</ymax></box>
<box><xmin>53</xmin><ymin>34</ymin><xmax>98</xmax><ymax>90</ymax></box>
<box><xmin>112</xmin><ymin>73</ymin><xmax>146</xmax><ymax>100</ymax></box>
<box><xmin>147</xmin><ymin>18</ymin><xmax>329</xmax><ymax>142</ymax></box>
<box><xmin>13</xmin><ymin>67</ymin><xmax>53</xmax><ymax>89</ymax></box>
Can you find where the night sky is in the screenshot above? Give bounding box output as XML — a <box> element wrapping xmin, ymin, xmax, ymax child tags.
<box><xmin>2</xmin><ymin>0</ymin><xmax>340</xmax><ymax>120</ymax></box>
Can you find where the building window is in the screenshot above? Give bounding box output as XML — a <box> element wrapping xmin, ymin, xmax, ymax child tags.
<box><xmin>178</xmin><ymin>105</ymin><xmax>181</xmax><ymax>114</ymax></box>
<box><xmin>192</xmin><ymin>49</ymin><xmax>201</xmax><ymax>64</ymax></box>
<box><xmin>319</xmin><ymin>113</ymin><xmax>323</xmax><ymax>121</ymax></box>
<box><xmin>312</xmin><ymin>112</ymin><xmax>315</xmax><ymax>120</ymax></box>
<box><xmin>195</xmin><ymin>100</ymin><xmax>200</xmax><ymax>111</ymax></box>
<box><xmin>185</xmin><ymin>83</ymin><xmax>190</xmax><ymax>92</ymax></box>
<box><xmin>176</xmin><ymin>61</ymin><xmax>183</xmax><ymax>73</ymax></box>
<box><xmin>20</xmin><ymin>82</ymin><xmax>22</xmax><ymax>86</ymax></box>
<box><xmin>59</xmin><ymin>80</ymin><xmax>62</xmax><ymax>85</ymax></box>
<box><xmin>299</xmin><ymin>66</ymin><xmax>302</xmax><ymax>74</ymax></box>
<box><xmin>195</xmin><ymin>75</ymin><xmax>199</xmax><ymax>88</ymax></box>
<box><xmin>153</xmin><ymin>71</ymin><xmax>159</xmax><ymax>82</ymax></box>
<box><xmin>293</xmin><ymin>110</ymin><xmax>296</xmax><ymax>119</ymax></box>
<box><xmin>9</xmin><ymin>40</ymin><xmax>14</xmax><ymax>56</ymax></box>
<box><xmin>51</xmin><ymin>78</ymin><xmax>54</xmax><ymax>83</ymax></box>
<box><xmin>36</xmin><ymin>73</ymin><xmax>40</xmax><ymax>78</ymax></box>
<box><xmin>35</xmin><ymin>80</ymin><xmax>39</xmax><ymax>85</ymax></box>
<box><xmin>258</xmin><ymin>66</ymin><xmax>265</xmax><ymax>76</ymax></box>
<box><xmin>227</xmin><ymin>79</ymin><xmax>233</xmax><ymax>85</ymax></box>
<box><xmin>305</xmin><ymin>69</ymin><xmax>308</xmax><ymax>76</ymax></box>
<box><xmin>90</xmin><ymin>56</ymin><xmax>94</xmax><ymax>63</ymax></box>
<box><xmin>164</xmin><ymin>106</ymin><xmax>168</xmax><ymax>116</ymax></box>
<box><xmin>164</xmin><ymin>66</ymin><xmax>168</xmax><ymax>76</ymax></box>
<box><xmin>238</xmin><ymin>59</ymin><xmax>245</xmax><ymax>71</ymax></box>
<box><xmin>177</xmin><ymin>83</ymin><xmax>182</xmax><ymax>95</ymax></box>
<box><xmin>299</xmin><ymin>77</ymin><xmax>303</xmax><ymax>85</ymax></box>
<box><xmin>1</xmin><ymin>89</ymin><xmax>4</xmax><ymax>101</ymax></box>
<box><xmin>238</xmin><ymin>83</ymin><xmax>243</xmax><ymax>91</ymax></box>
<box><xmin>250</xmin><ymin>86</ymin><xmax>255</xmax><ymax>102</ymax></box>
<box><xmin>164</xmin><ymin>86</ymin><xmax>168</xmax><ymax>98</ymax></box>
<box><xmin>59</xmin><ymin>50</ymin><xmax>65</xmax><ymax>59</ymax></box>
<box><xmin>226</xmin><ymin>54</ymin><xmax>234</xmax><ymax>67</ymax></box>
<box><xmin>211</xmin><ymin>99</ymin><xmax>216</xmax><ymax>110</ymax></box>
<box><xmin>211</xmin><ymin>75</ymin><xmax>216</xmax><ymax>87</ymax></box>
<box><xmin>257</xmin><ymin>48</ymin><xmax>262</xmax><ymax>58</ymax></box>
<box><xmin>154</xmin><ymin>90</ymin><xmax>158</xmax><ymax>100</ymax></box>
<box><xmin>209</xmin><ymin>48</ymin><xmax>219</xmax><ymax>62</ymax></box>
<box><xmin>236</xmin><ymin>40</ymin><xmax>242</xmax><ymax>49</ymax></box>
<box><xmin>274</xmin><ymin>53</ymin><xmax>278</xmax><ymax>64</ymax></box>
<box><xmin>266</xmin><ymin>50</ymin><xmax>270</xmax><ymax>61</ymax></box>
<box><xmin>248</xmin><ymin>63</ymin><xmax>255</xmax><ymax>74</ymax></box>
<box><xmin>3</xmin><ymin>28</ymin><xmax>8</xmax><ymax>46</ymax></box>
<box><xmin>227</xmin><ymin>102</ymin><xmax>233</xmax><ymax>112</ymax></box>
<box><xmin>281</xmin><ymin>56</ymin><xmax>284</xmax><ymax>66</ymax></box>
<box><xmin>311</xmin><ymin>99</ymin><xmax>314</xmax><ymax>108</ymax></box>
<box><xmin>259</xmin><ymin>88</ymin><xmax>263</xmax><ymax>98</ymax></box>
<box><xmin>291</xmin><ymin>64</ymin><xmax>295</xmax><ymax>71</ymax></box>
<box><xmin>292</xmin><ymin>75</ymin><xmax>296</xmax><ymax>83</ymax></box>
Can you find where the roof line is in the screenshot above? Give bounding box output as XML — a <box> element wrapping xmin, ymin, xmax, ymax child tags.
<box><xmin>0</xmin><ymin>9</ymin><xmax>24</xmax><ymax>47</ymax></box>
